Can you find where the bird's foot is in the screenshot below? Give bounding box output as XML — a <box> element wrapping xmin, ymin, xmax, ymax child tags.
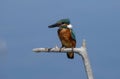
<box><xmin>59</xmin><ymin>46</ymin><xmax>65</xmax><ymax>52</ymax></box>
<box><xmin>72</xmin><ymin>47</ymin><xmax>74</xmax><ymax>52</ymax></box>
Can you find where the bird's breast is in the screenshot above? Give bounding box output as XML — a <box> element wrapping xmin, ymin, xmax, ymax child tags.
<box><xmin>59</xmin><ymin>29</ymin><xmax>71</xmax><ymax>40</ymax></box>
<box><xmin>58</xmin><ymin>28</ymin><xmax>76</xmax><ymax>48</ymax></box>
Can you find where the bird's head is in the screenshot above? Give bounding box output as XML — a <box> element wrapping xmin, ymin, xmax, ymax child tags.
<box><xmin>48</xmin><ymin>19</ymin><xmax>72</xmax><ymax>29</ymax></box>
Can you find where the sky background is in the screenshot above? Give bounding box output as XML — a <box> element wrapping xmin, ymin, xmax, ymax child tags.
<box><xmin>0</xmin><ymin>0</ymin><xmax>120</xmax><ymax>79</ymax></box>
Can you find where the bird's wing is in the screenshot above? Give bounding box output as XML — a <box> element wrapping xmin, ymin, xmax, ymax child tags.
<box><xmin>70</xmin><ymin>29</ymin><xmax>76</xmax><ymax>42</ymax></box>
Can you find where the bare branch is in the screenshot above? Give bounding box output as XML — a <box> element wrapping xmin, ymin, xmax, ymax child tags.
<box><xmin>32</xmin><ymin>40</ymin><xmax>94</xmax><ymax>79</ymax></box>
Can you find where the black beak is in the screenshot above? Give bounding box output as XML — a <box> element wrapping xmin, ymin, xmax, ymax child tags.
<box><xmin>48</xmin><ymin>23</ymin><xmax>59</xmax><ymax>28</ymax></box>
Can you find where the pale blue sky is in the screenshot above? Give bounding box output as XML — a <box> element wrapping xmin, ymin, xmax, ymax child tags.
<box><xmin>0</xmin><ymin>0</ymin><xmax>120</xmax><ymax>79</ymax></box>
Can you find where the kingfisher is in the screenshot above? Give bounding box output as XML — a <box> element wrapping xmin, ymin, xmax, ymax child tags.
<box><xmin>48</xmin><ymin>19</ymin><xmax>76</xmax><ymax>59</ymax></box>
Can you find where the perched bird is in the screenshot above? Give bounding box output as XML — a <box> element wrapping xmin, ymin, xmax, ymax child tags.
<box><xmin>48</xmin><ymin>19</ymin><xmax>76</xmax><ymax>59</ymax></box>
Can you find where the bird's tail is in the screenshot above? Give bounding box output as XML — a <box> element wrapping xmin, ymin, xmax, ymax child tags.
<box><xmin>67</xmin><ymin>52</ymin><xmax>74</xmax><ymax>59</ymax></box>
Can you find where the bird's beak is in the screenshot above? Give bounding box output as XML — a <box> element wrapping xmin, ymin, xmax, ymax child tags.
<box><xmin>48</xmin><ymin>23</ymin><xmax>59</xmax><ymax>28</ymax></box>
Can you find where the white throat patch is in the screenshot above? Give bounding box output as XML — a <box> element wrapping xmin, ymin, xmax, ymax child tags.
<box><xmin>67</xmin><ymin>24</ymin><xmax>73</xmax><ymax>29</ymax></box>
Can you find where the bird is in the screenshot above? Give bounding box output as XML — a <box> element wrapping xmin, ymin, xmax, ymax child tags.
<box><xmin>48</xmin><ymin>19</ymin><xmax>76</xmax><ymax>59</ymax></box>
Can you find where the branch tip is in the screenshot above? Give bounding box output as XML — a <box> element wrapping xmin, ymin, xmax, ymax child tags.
<box><xmin>82</xmin><ymin>39</ymin><xmax>86</xmax><ymax>48</ymax></box>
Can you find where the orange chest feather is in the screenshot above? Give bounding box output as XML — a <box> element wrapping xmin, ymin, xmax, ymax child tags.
<box><xmin>58</xmin><ymin>28</ymin><xmax>71</xmax><ymax>41</ymax></box>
